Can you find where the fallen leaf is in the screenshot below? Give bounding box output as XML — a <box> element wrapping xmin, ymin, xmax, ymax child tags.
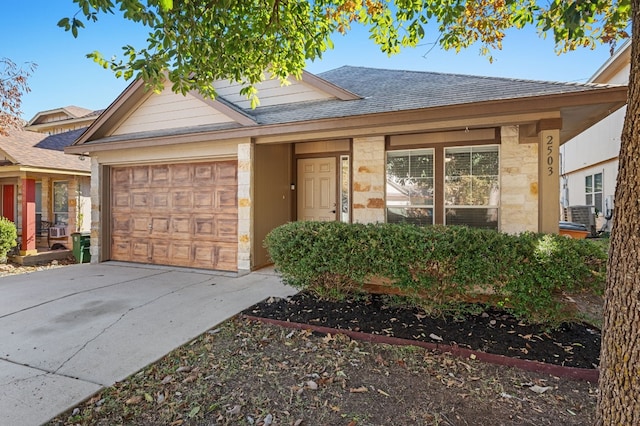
<box><xmin>293</xmin><ymin>419</ymin><xmax>304</xmax><ymax>426</ymax></box>
<box><xmin>188</xmin><ymin>406</ymin><xmax>200</xmax><ymax>418</ymax></box>
<box><xmin>429</xmin><ymin>333</ymin><xmax>443</xmax><ymax>342</ymax></box>
<box><xmin>227</xmin><ymin>404</ymin><xmax>241</xmax><ymax>415</ymax></box>
<box><xmin>529</xmin><ymin>385</ymin><xmax>553</xmax><ymax>394</ymax></box>
<box><xmin>182</xmin><ymin>374</ymin><xmax>198</xmax><ymax>384</ymax></box>
<box><xmin>306</xmin><ymin>380</ymin><xmax>318</xmax><ymax>390</ymax></box>
<box><xmin>161</xmin><ymin>375</ymin><xmax>173</xmax><ymax>385</ymax></box>
<box><xmin>377</xmin><ymin>389</ymin><xmax>390</xmax><ymax>397</ymax></box>
<box><xmin>169</xmin><ymin>420</ymin><xmax>184</xmax><ymax>426</ymax></box>
<box><xmin>125</xmin><ymin>395</ymin><xmax>143</xmax><ymax>405</ymax></box>
<box><xmin>176</xmin><ymin>366</ymin><xmax>192</xmax><ymax>373</ymax></box>
<box><xmin>144</xmin><ymin>393</ymin><xmax>153</xmax><ymax>403</ymax></box>
<box><xmin>349</xmin><ymin>386</ymin><xmax>368</xmax><ymax>393</ymax></box>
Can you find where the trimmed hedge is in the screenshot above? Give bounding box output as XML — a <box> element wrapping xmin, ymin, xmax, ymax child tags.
<box><xmin>265</xmin><ymin>222</ymin><xmax>607</xmax><ymax>325</ymax></box>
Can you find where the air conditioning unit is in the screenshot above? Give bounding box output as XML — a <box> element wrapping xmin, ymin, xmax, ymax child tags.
<box><xmin>564</xmin><ymin>205</ymin><xmax>596</xmax><ymax>237</ymax></box>
<box><xmin>49</xmin><ymin>226</ymin><xmax>68</xmax><ymax>238</ymax></box>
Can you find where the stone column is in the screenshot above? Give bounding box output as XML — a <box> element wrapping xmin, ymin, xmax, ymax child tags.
<box><xmin>237</xmin><ymin>142</ymin><xmax>253</xmax><ymax>272</ymax></box>
<box><xmin>352</xmin><ymin>136</ymin><xmax>385</xmax><ymax>224</ymax></box>
<box><xmin>499</xmin><ymin>126</ymin><xmax>538</xmax><ymax>234</ymax></box>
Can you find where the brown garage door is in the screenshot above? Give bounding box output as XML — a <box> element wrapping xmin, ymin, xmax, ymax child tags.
<box><xmin>110</xmin><ymin>161</ymin><xmax>238</xmax><ymax>271</ymax></box>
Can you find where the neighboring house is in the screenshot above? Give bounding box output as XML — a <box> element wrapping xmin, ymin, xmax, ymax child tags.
<box><xmin>560</xmin><ymin>40</ymin><xmax>630</xmax><ymax>232</ymax></box>
<box><xmin>0</xmin><ymin>106</ymin><xmax>94</xmax><ymax>256</ymax></box>
<box><xmin>66</xmin><ymin>67</ymin><xmax>627</xmax><ymax>273</ymax></box>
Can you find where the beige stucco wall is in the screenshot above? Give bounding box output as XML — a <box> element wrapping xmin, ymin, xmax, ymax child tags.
<box><xmin>352</xmin><ymin>136</ymin><xmax>386</xmax><ymax>224</ymax></box>
<box><xmin>499</xmin><ymin>125</ymin><xmax>538</xmax><ymax>234</ymax></box>
<box><xmin>253</xmin><ymin>144</ymin><xmax>292</xmax><ymax>268</ymax></box>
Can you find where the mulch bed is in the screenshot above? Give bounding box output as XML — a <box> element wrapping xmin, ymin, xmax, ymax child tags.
<box><xmin>242</xmin><ymin>292</ymin><xmax>601</xmax><ymax>371</ymax></box>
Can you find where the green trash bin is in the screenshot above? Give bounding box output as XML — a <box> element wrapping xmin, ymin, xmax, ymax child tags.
<box><xmin>71</xmin><ymin>232</ymin><xmax>91</xmax><ymax>263</ymax></box>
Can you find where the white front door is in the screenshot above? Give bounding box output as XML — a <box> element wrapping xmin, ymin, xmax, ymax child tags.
<box><xmin>297</xmin><ymin>157</ymin><xmax>337</xmax><ymax>221</ymax></box>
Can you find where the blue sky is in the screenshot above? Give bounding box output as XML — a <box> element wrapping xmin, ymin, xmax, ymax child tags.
<box><xmin>3</xmin><ymin>2</ymin><xmax>618</xmax><ymax>121</ymax></box>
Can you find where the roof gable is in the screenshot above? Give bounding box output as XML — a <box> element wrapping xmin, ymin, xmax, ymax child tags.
<box><xmin>110</xmin><ymin>85</ymin><xmax>243</xmax><ymax>136</ymax></box>
<box><xmin>27</xmin><ymin>106</ymin><xmax>93</xmax><ymax>126</ymax></box>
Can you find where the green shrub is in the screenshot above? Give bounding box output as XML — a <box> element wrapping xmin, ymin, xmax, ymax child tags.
<box><xmin>265</xmin><ymin>222</ymin><xmax>607</xmax><ymax>326</ymax></box>
<box><xmin>0</xmin><ymin>217</ymin><xmax>17</xmax><ymax>262</ymax></box>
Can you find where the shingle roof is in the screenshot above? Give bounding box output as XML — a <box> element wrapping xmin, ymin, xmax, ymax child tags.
<box><xmin>249</xmin><ymin>66</ymin><xmax>616</xmax><ymax>124</ymax></box>
<box><xmin>0</xmin><ymin>128</ymin><xmax>90</xmax><ymax>172</ymax></box>
<box><xmin>75</xmin><ymin>65</ymin><xmax>627</xmax><ymax>147</ymax></box>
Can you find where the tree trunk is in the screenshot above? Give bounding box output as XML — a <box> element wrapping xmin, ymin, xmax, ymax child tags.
<box><xmin>596</xmin><ymin>1</ymin><xmax>640</xmax><ymax>424</ymax></box>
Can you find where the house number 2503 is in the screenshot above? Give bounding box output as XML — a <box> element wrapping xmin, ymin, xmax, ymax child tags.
<box><xmin>546</xmin><ymin>135</ymin><xmax>554</xmax><ymax>176</ymax></box>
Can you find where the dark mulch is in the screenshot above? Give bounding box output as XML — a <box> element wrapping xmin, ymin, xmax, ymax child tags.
<box><xmin>242</xmin><ymin>292</ymin><xmax>601</xmax><ymax>369</ymax></box>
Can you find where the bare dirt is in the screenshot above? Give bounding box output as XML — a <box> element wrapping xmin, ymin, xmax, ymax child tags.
<box><xmin>47</xmin><ymin>315</ymin><xmax>599</xmax><ymax>426</ymax></box>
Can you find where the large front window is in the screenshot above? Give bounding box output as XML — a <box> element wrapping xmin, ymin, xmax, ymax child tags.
<box><xmin>444</xmin><ymin>146</ymin><xmax>500</xmax><ymax>229</ymax></box>
<box><xmin>52</xmin><ymin>181</ymin><xmax>69</xmax><ymax>225</ymax></box>
<box><xmin>385</xmin><ymin>149</ymin><xmax>434</xmax><ymax>225</ymax></box>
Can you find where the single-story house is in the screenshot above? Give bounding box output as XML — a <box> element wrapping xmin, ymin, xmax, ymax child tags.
<box><xmin>0</xmin><ymin>106</ymin><xmax>95</xmax><ymax>256</ymax></box>
<box><xmin>66</xmin><ymin>66</ymin><xmax>627</xmax><ymax>273</ymax></box>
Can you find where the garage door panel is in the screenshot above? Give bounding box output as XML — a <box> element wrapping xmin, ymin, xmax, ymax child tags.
<box><xmin>150</xmin><ymin>242</ymin><xmax>170</xmax><ymax>262</ymax></box>
<box><xmin>171</xmin><ymin>164</ymin><xmax>193</xmax><ymax>183</ymax></box>
<box><xmin>113</xmin><ymin>168</ymin><xmax>131</xmax><ymax>186</ymax></box>
<box><xmin>113</xmin><ymin>192</ymin><xmax>131</xmax><ymax>209</ymax></box>
<box><xmin>152</xmin><ymin>193</ymin><xmax>170</xmax><ymax>208</ymax></box>
<box><xmin>194</xmin><ymin>164</ymin><xmax>214</xmax><ymax>182</ymax></box>
<box><xmin>111</xmin><ymin>160</ymin><xmax>238</xmax><ymax>271</ymax></box>
<box><xmin>131</xmin><ymin>241</ymin><xmax>150</xmax><ymax>259</ymax></box>
<box><xmin>170</xmin><ymin>243</ymin><xmax>192</xmax><ymax>263</ymax></box>
<box><xmin>131</xmin><ymin>216</ymin><xmax>150</xmax><ymax>233</ymax></box>
<box><xmin>216</xmin><ymin>163</ymin><xmax>237</xmax><ymax>184</ymax></box>
<box><xmin>112</xmin><ymin>217</ymin><xmax>131</xmax><ymax>233</ymax></box>
<box><xmin>170</xmin><ymin>216</ymin><xmax>191</xmax><ymax>234</ymax></box>
<box><xmin>216</xmin><ymin>244</ymin><xmax>238</xmax><ymax>271</ymax></box>
<box><xmin>216</xmin><ymin>215</ymin><xmax>238</xmax><ymax>239</ymax></box>
<box><xmin>150</xmin><ymin>165</ymin><xmax>169</xmax><ymax>184</ymax></box>
<box><xmin>193</xmin><ymin>244</ymin><xmax>215</xmax><ymax>264</ymax></box>
<box><xmin>111</xmin><ymin>237</ymin><xmax>131</xmax><ymax>260</ymax></box>
<box><xmin>132</xmin><ymin>167</ymin><xmax>150</xmax><ymax>185</ymax></box>
<box><xmin>171</xmin><ymin>190</ymin><xmax>193</xmax><ymax>210</ymax></box>
<box><xmin>150</xmin><ymin>217</ymin><xmax>170</xmax><ymax>236</ymax></box>
<box><xmin>193</xmin><ymin>191</ymin><xmax>214</xmax><ymax>209</ymax></box>
<box><xmin>131</xmin><ymin>190</ymin><xmax>151</xmax><ymax>209</ymax></box>
<box><xmin>217</xmin><ymin>188</ymin><xmax>237</xmax><ymax>208</ymax></box>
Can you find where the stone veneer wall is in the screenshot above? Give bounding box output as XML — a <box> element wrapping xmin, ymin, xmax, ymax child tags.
<box><xmin>66</xmin><ymin>178</ymin><xmax>78</xmax><ymax>235</ymax></box>
<box><xmin>352</xmin><ymin>136</ymin><xmax>386</xmax><ymax>224</ymax></box>
<box><xmin>237</xmin><ymin>143</ymin><xmax>253</xmax><ymax>271</ymax></box>
<box><xmin>499</xmin><ymin>125</ymin><xmax>538</xmax><ymax>234</ymax></box>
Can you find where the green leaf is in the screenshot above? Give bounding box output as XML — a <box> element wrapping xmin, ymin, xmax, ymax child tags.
<box><xmin>188</xmin><ymin>406</ymin><xmax>201</xmax><ymax>418</ymax></box>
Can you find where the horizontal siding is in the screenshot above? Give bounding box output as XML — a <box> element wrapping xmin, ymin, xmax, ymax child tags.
<box><xmin>112</xmin><ymin>87</ymin><xmax>235</xmax><ymax>136</ymax></box>
<box><xmin>214</xmin><ymin>77</ymin><xmax>333</xmax><ymax>109</ymax></box>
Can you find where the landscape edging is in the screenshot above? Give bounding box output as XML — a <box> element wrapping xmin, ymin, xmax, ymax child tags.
<box><xmin>242</xmin><ymin>314</ymin><xmax>599</xmax><ymax>383</ymax></box>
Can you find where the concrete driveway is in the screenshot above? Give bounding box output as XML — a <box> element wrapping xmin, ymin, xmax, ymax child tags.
<box><xmin>0</xmin><ymin>262</ymin><xmax>296</xmax><ymax>425</ymax></box>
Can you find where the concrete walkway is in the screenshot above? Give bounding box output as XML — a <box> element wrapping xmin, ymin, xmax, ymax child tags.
<box><xmin>0</xmin><ymin>262</ymin><xmax>296</xmax><ymax>426</ymax></box>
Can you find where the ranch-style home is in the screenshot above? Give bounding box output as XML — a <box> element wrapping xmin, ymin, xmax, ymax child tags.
<box><xmin>1</xmin><ymin>106</ymin><xmax>95</xmax><ymax>258</ymax></box>
<box><xmin>66</xmin><ymin>66</ymin><xmax>627</xmax><ymax>273</ymax></box>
